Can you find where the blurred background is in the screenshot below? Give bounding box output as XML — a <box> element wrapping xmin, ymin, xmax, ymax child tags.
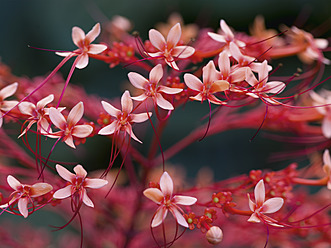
<box><xmin>0</xmin><ymin>0</ymin><xmax>330</xmax><ymax>246</ymax></box>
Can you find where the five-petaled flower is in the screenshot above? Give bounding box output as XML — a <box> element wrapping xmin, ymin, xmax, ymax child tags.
<box><xmin>48</xmin><ymin>102</ymin><xmax>93</xmax><ymax>148</ymax></box>
<box><xmin>0</xmin><ymin>82</ymin><xmax>19</xmax><ymax>128</ymax></box>
<box><xmin>98</xmin><ymin>90</ymin><xmax>152</xmax><ymax>143</ymax></box>
<box><xmin>56</xmin><ymin>23</ymin><xmax>107</xmax><ymax>69</ymax></box>
<box><xmin>128</xmin><ymin>64</ymin><xmax>183</xmax><ymax>110</ymax></box>
<box><xmin>18</xmin><ymin>94</ymin><xmax>62</xmax><ymax>138</ymax></box>
<box><xmin>184</xmin><ymin>60</ymin><xmax>230</xmax><ymax>105</ymax></box>
<box><xmin>148</xmin><ymin>23</ymin><xmax>195</xmax><ymax>70</ymax></box>
<box><xmin>0</xmin><ymin>175</ymin><xmax>53</xmax><ymax>218</ymax></box>
<box><xmin>53</xmin><ymin>164</ymin><xmax>108</xmax><ymax>208</ymax></box>
<box><xmin>247</xmin><ymin>179</ymin><xmax>284</xmax><ymax>227</ymax></box>
<box><xmin>143</xmin><ymin>171</ymin><xmax>197</xmax><ymax>228</ymax></box>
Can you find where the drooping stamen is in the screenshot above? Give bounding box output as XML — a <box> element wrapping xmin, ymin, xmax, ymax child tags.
<box><xmin>249</xmin><ymin>104</ymin><xmax>268</xmax><ymax>142</ymax></box>
<box><xmin>199</xmin><ymin>100</ymin><xmax>212</xmax><ymax>141</ymax></box>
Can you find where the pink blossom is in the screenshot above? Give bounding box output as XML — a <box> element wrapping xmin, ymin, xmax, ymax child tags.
<box><xmin>148</xmin><ymin>23</ymin><xmax>195</xmax><ymax>70</ymax></box>
<box><xmin>143</xmin><ymin>171</ymin><xmax>197</xmax><ymax>228</ymax></box>
<box><xmin>48</xmin><ymin>102</ymin><xmax>93</xmax><ymax>148</ymax></box>
<box><xmin>0</xmin><ymin>82</ymin><xmax>19</xmax><ymax>128</ymax></box>
<box><xmin>247</xmin><ymin>179</ymin><xmax>284</xmax><ymax>227</ymax></box>
<box><xmin>56</xmin><ymin>23</ymin><xmax>107</xmax><ymax>69</ymax></box>
<box><xmin>128</xmin><ymin>64</ymin><xmax>182</xmax><ymax>110</ymax></box>
<box><xmin>0</xmin><ymin>175</ymin><xmax>53</xmax><ymax>218</ymax></box>
<box><xmin>208</xmin><ymin>19</ymin><xmax>245</xmax><ymax>55</ymax></box>
<box><xmin>53</xmin><ymin>164</ymin><xmax>108</xmax><ymax>208</ymax></box>
<box><xmin>184</xmin><ymin>60</ymin><xmax>230</xmax><ymax>105</ymax></box>
<box><xmin>98</xmin><ymin>90</ymin><xmax>152</xmax><ymax>143</ymax></box>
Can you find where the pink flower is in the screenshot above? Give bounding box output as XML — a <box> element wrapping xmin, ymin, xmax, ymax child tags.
<box><xmin>48</xmin><ymin>102</ymin><xmax>93</xmax><ymax>148</ymax></box>
<box><xmin>322</xmin><ymin>149</ymin><xmax>331</xmax><ymax>190</ymax></box>
<box><xmin>247</xmin><ymin>179</ymin><xmax>284</xmax><ymax>227</ymax></box>
<box><xmin>0</xmin><ymin>82</ymin><xmax>19</xmax><ymax>128</ymax></box>
<box><xmin>143</xmin><ymin>171</ymin><xmax>197</xmax><ymax>228</ymax></box>
<box><xmin>128</xmin><ymin>64</ymin><xmax>183</xmax><ymax>110</ymax></box>
<box><xmin>309</xmin><ymin>89</ymin><xmax>331</xmax><ymax>138</ymax></box>
<box><xmin>148</xmin><ymin>23</ymin><xmax>195</xmax><ymax>70</ymax></box>
<box><xmin>184</xmin><ymin>60</ymin><xmax>230</xmax><ymax>105</ymax></box>
<box><xmin>18</xmin><ymin>94</ymin><xmax>62</xmax><ymax>138</ymax></box>
<box><xmin>53</xmin><ymin>164</ymin><xmax>108</xmax><ymax>208</ymax></box>
<box><xmin>56</xmin><ymin>23</ymin><xmax>107</xmax><ymax>69</ymax></box>
<box><xmin>245</xmin><ymin>60</ymin><xmax>285</xmax><ymax>103</ymax></box>
<box><xmin>98</xmin><ymin>90</ymin><xmax>152</xmax><ymax>143</ymax></box>
<box><xmin>208</xmin><ymin>19</ymin><xmax>245</xmax><ymax>55</ymax></box>
<box><xmin>0</xmin><ymin>175</ymin><xmax>53</xmax><ymax>218</ymax></box>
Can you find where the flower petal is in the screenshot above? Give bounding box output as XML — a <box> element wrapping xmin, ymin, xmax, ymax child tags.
<box><xmin>261</xmin><ymin>197</ymin><xmax>284</xmax><ymax>214</ymax></box>
<box><xmin>85</xmin><ymin>178</ymin><xmax>108</xmax><ymax>189</ymax></box>
<box><xmin>72</xmin><ymin>125</ymin><xmax>93</xmax><ymax>138</ymax></box>
<box><xmin>98</xmin><ymin>121</ymin><xmax>117</xmax><ymax>136</ymax></box>
<box><xmin>322</xmin><ymin>118</ymin><xmax>331</xmax><ymax>138</ymax></box>
<box><xmin>247</xmin><ymin>212</ymin><xmax>261</xmax><ymax>223</ymax></box>
<box><xmin>131</xmin><ymin>112</ymin><xmax>151</xmax><ymax>123</ymax></box>
<box><xmin>149</xmin><ymin>29</ymin><xmax>166</xmax><ymax>51</ymax></box>
<box><xmin>209</xmin><ymin>80</ymin><xmax>230</xmax><ymax>93</ymax></box>
<box><xmin>18</xmin><ymin>102</ymin><xmax>35</xmax><ymax>116</ymax></box>
<box><xmin>149</xmin><ymin>64</ymin><xmax>163</xmax><ymax>84</ymax></box>
<box><xmin>128</xmin><ymin>72</ymin><xmax>148</xmax><ymax>90</ymax></box>
<box><xmin>72</xmin><ymin>26</ymin><xmax>85</xmax><ymax>47</ymax></box>
<box><xmin>151</xmin><ymin>206</ymin><xmax>168</xmax><ymax>228</ymax></box>
<box><xmin>55</xmin><ymin>164</ymin><xmax>75</xmax><ymax>182</ymax></box>
<box><xmin>143</xmin><ymin>188</ymin><xmax>164</xmax><ymax>204</ymax></box>
<box><xmin>88</xmin><ymin>44</ymin><xmax>107</xmax><ymax>54</ymax></box>
<box><xmin>254</xmin><ymin>179</ymin><xmax>265</xmax><ymax>207</ymax></box>
<box><xmin>37</xmin><ymin>96</ymin><xmax>54</xmax><ymax>113</ymax></box>
<box><xmin>155</xmin><ymin>93</ymin><xmax>174</xmax><ymax>110</ymax></box>
<box><xmin>53</xmin><ymin>185</ymin><xmax>72</xmax><ymax>199</ymax></box>
<box><xmin>0</xmin><ymin>82</ymin><xmax>18</xmax><ymax>100</ymax></box>
<box><xmin>73</xmin><ymin>164</ymin><xmax>88</xmax><ymax>178</ymax></box>
<box><xmin>158</xmin><ymin>86</ymin><xmax>183</xmax><ymax>95</ymax></box>
<box><xmin>85</xmin><ymin>23</ymin><xmax>101</xmax><ymax>44</ymax></box>
<box><xmin>18</xmin><ymin>197</ymin><xmax>29</xmax><ymax>218</ymax></box>
<box><xmin>170</xmin><ymin>207</ymin><xmax>188</xmax><ymax>228</ymax></box>
<box><xmin>323</xmin><ymin>149</ymin><xmax>331</xmax><ymax>167</ymax></box>
<box><xmin>218</xmin><ymin>51</ymin><xmax>230</xmax><ymax>79</ymax></box>
<box><xmin>49</xmin><ymin>107</ymin><xmax>66</xmax><ymax>130</ymax></box>
<box><xmin>203</xmin><ymin>61</ymin><xmax>219</xmax><ymax>85</ymax></box>
<box><xmin>101</xmin><ymin>101</ymin><xmax>121</xmax><ymax>117</ymax></box>
<box><xmin>82</xmin><ymin>189</ymin><xmax>94</xmax><ymax>208</ymax></box>
<box><xmin>184</xmin><ymin>73</ymin><xmax>203</xmax><ymax>91</ymax></box>
<box><xmin>30</xmin><ymin>183</ymin><xmax>53</xmax><ymax>197</ymax></box>
<box><xmin>247</xmin><ymin>193</ymin><xmax>256</xmax><ymax>212</ymax></box>
<box><xmin>124</xmin><ymin>124</ymin><xmax>142</xmax><ymax>143</ymax></box>
<box><xmin>167</xmin><ymin>23</ymin><xmax>181</xmax><ymax>50</ymax></box>
<box><xmin>67</xmin><ymin>102</ymin><xmax>84</xmax><ymax>127</ymax></box>
<box><xmin>220</xmin><ymin>19</ymin><xmax>234</xmax><ymax>39</ymax></box>
<box><xmin>131</xmin><ymin>94</ymin><xmax>148</xmax><ymax>102</ymax></box>
<box><xmin>172</xmin><ymin>46</ymin><xmax>195</xmax><ymax>58</ymax></box>
<box><xmin>207</xmin><ymin>32</ymin><xmax>226</xmax><ymax>43</ymax></box>
<box><xmin>7</xmin><ymin>175</ymin><xmax>21</xmax><ymax>190</ymax></box>
<box><xmin>160</xmin><ymin>171</ymin><xmax>173</xmax><ymax>196</ymax></box>
<box><xmin>64</xmin><ymin>135</ymin><xmax>76</xmax><ymax>149</ymax></box>
<box><xmin>75</xmin><ymin>53</ymin><xmax>89</xmax><ymax>69</ymax></box>
<box><xmin>121</xmin><ymin>90</ymin><xmax>133</xmax><ymax>114</ymax></box>
<box><xmin>173</xmin><ymin>195</ymin><xmax>197</xmax><ymax>206</ymax></box>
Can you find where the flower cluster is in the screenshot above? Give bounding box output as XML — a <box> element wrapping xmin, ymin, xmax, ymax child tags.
<box><xmin>0</xmin><ymin>13</ymin><xmax>330</xmax><ymax>248</ymax></box>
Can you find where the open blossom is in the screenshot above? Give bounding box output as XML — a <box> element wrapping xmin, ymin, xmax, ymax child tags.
<box><xmin>184</xmin><ymin>60</ymin><xmax>230</xmax><ymax>105</ymax></box>
<box><xmin>56</xmin><ymin>23</ymin><xmax>107</xmax><ymax>69</ymax></box>
<box><xmin>0</xmin><ymin>82</ymin><xmax>19</xmax><ymax>128</ymax></box>
<box><xmin>48</xmin><ymin>102</ymin><xmax>93</xmax><ymax>148</ymax></box>
<box><xmin>208</xmin><ymin>19</ymin><xmax>245</xmax><ymax>55</ymax></box>
<box><xmin>148</xmin><ymin>23</ymin><xmax>195</xmax><ymax>70</ymax></box>
<box><xmin>245</xmin><ymin>60</ymin><xmax>285</xmax><ymax>103</ymax></box>
<box><xmin>143</xmin><ymin>171</ymin><xmax>197</xmax><ymax>228</ymax></box>
<box><xmin>309</xmin><ymin>89</ymin><xmax>331</xmax><ymax>138</ymax></box>
<box><xmin>128</xmin><ymin>64</ymin><xmax>183</xmax><ymax>110</ymax></box>
<box><xmin>322</xmin><ymin>149</ymin><xmax>331</xmax><ymax>190</ymax></box>
<box><xmin>53</xmin><ymin>164</ymin><xmax>108</xmax><ymax>208</ymax></box>
<box><xmin>286</xmin><ymin>26</ymin><xmax>329</xmax><ymax>65</ymax></box>
<box><xmin>247</xmin><ymin>179</ymin><xmax>284</xmax><ymax>226</ymax></box>
<box><xmin>98</xmin><ymin>90</ymin><xmax>152</xmax><ymax>143</ymax></box>
<box><xmin>0</xmin><ymin>175</ymin><xmax>52</xmax><ymax>218</ymax></box>
<box><xmin>18</xmin><ymin>94</ymin><xmax>62</xmax><ymax>138</ymax></box>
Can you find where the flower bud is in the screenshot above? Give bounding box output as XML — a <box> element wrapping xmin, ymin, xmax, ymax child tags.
<box><xmin>206</xmin><ymin>226</ymin><xmax>223</xmax><ymax>245</ymax></box>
